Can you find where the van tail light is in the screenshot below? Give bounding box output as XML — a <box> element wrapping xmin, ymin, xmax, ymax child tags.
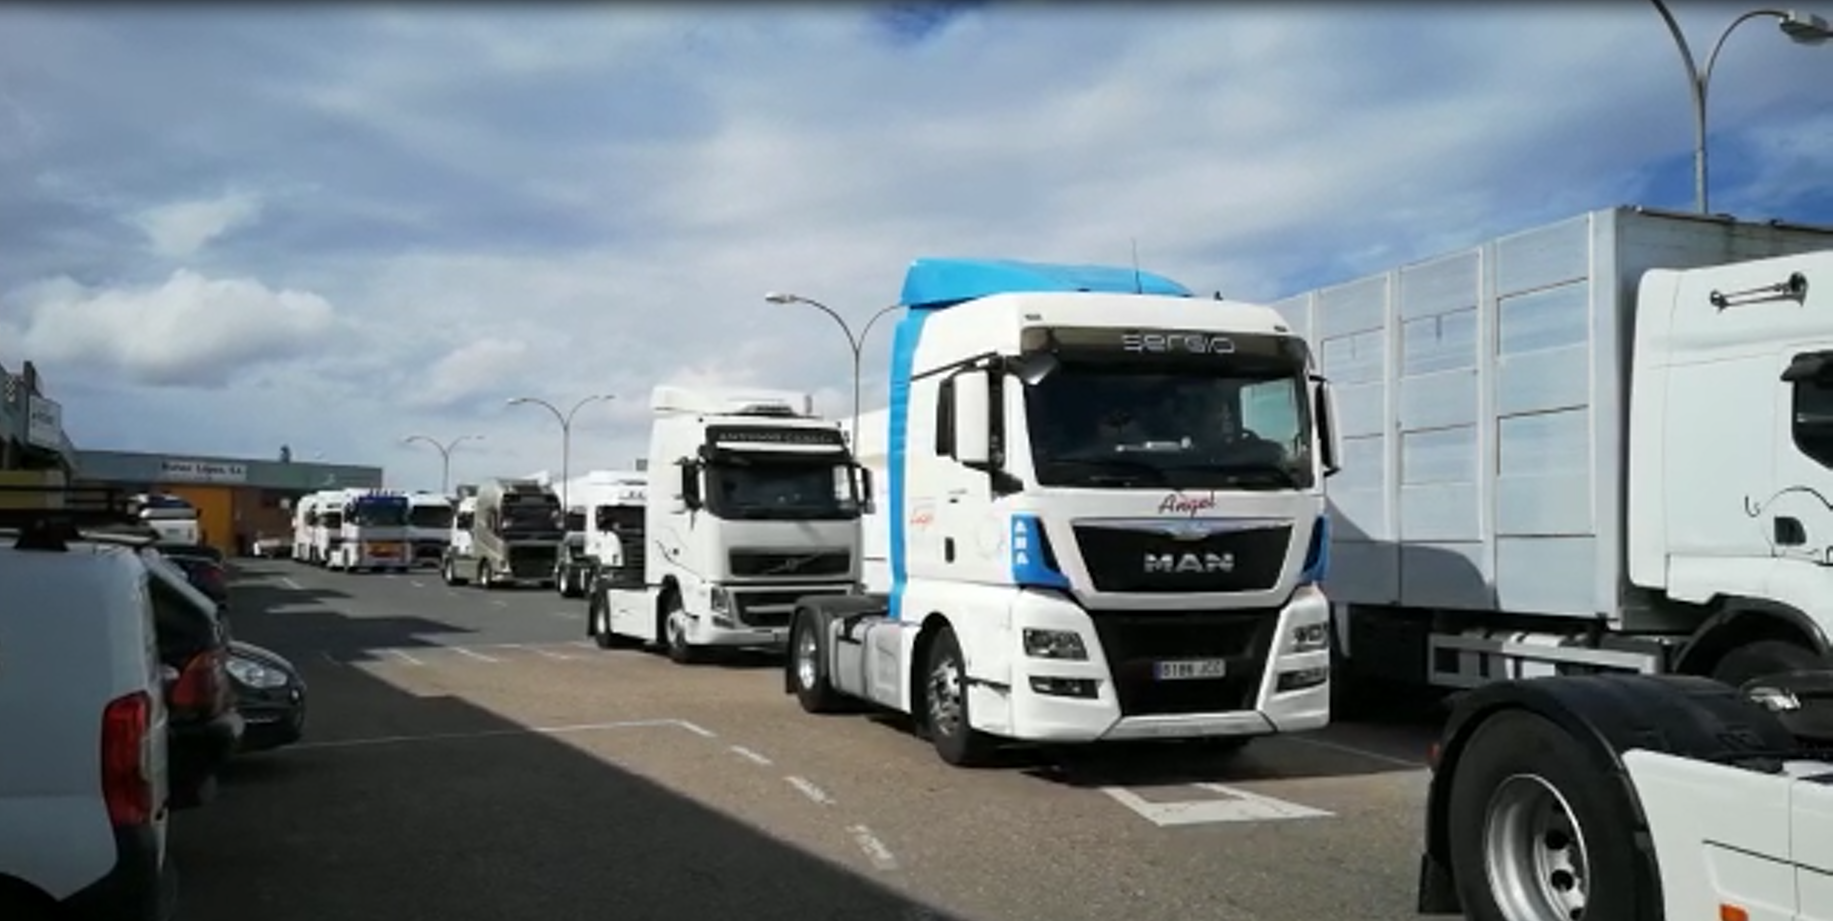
<box><xmin>170</xmin><ymin>648</ymin><xmax>229</xmax><ymax>715</ymax></box>
<box><xmin>101</xmin><ymin>691</ymin><xmax>154</xmax><ymax>826</ymax></box>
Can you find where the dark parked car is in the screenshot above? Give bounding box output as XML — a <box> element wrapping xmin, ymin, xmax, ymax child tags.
<box><xmin>226</xmin><ymin>641</ymin><xmax>306</xmax><ymax>753</ymax></box>
<box><xmin>140</xmin><ymin>549</ymin><xmax>243</xmax><ymax>806</ymax></box>
<box><xmin>161</xmin><ymin>551</ymin><xmax>229</xmax><ymax>609</ymax></box>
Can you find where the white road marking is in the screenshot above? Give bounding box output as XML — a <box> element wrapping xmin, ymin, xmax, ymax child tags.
<box><xmin>451</xmin><ymin>647</ymin><xmax>500</xmax><ymax>663</ymax></box>
<box><xmin>410</xmin><ymin>580</ymin><xmax>426</xmax><ymax>588</ymax></box>
<box><xmin>290</xmin><ymin>719</ymin><xmax>689</xmax><ymax>751</ymax></box>
<box><xmin>491</xmin><ymin>600</ymin><xmax>508</xmax><ymax>608</ymax></box>
<box><xmin>570</xmin><ymin>641</ymin><xmax>596</xmax><ymax>649</ymax></box>
<box><xmin>729</xmin><ymin>745</ymin><xmax>773</xmax><ymax>766</ymax></box>
<box><xmin>847</xmin><ymin>825</ymin><xmax>899</xmax><ymax>871</ymax></box>
<box><xmin>1285</xmin><ymin>735</ymin><xmax>1428</xmax><ymax>769</ymax></box>
<box><xmin>384</xmin><ymin>648</ymin><xmax>425</xmax><ymax>666</ymax></box>
<box><xmin>280</xmin><ymin>577</ymin><xmax>304</xmax><ymax>590</ymax></box>
<box><xmin>675</xmin><ymin>720</ymin><xmax>716</xmax><ymax>738</ymax></box>
<box><xmin>1101</xmin><ymin>783</ymin><xmax>1333</xmax><ymax>826</ymax></box>
<box><xmin>785</xmin><ymin>775</ymin><xmax>834</xmax><ymax>805</ymax></box>
<box><xmin>527</xmin><ymin>646</ymin><xmax>578</xmax><ymax>661</ymax></box>
<box><xmin>551</xmin><ymin>610</ymin><xmax>581</xmax><ymax>619</ymax></box>
<box><xmin>318</xmin><ymin>651</ymin><xmax>340</xmax><ymax>666</ymax></box>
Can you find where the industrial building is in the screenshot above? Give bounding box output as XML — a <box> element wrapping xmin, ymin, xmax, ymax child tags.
<box><xmin>75</xmin><ymin>449</ymin><xmax>383</xmax><ymax>558</ymax></box>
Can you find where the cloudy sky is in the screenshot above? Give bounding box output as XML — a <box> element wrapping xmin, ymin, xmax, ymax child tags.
<box><xmin>2</xmin><ymin>2</ymin><xmax>1830</xmax><ymax>490</ymax></box>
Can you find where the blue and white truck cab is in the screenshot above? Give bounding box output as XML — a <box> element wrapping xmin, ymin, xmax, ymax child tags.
<box><xmin>328</xmin><ymin>489</ymin><xmax>413</xmax><ymax>574</ymax></box>
<box><xmin>784</xmin><ymin>258</ymin><xmax>1343</xmax><ymax>766</ymax></box>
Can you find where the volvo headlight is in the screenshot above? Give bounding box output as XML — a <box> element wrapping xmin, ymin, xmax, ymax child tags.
<box><xmin>227</xmin><ymin>656</ymin><xmax>288</xmax><ymax>689</ymax></box>
<box><xmin>1291</xmin><ymin>622</ymin><xmax>1330</xmax><ymax>653</ymax></box>
<box><xmin>1023</xmin><ymin>628</ymin><xmax>1088</xmax><ymax>660</ymax></box>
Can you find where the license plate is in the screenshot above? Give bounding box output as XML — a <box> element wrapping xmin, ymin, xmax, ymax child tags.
<box><xmin>369</xmin><ymin>544</ymin><xmax>399</xmax><ymax>556</ymax></box>
<box><xmin>1153</xmin><ymin>659</ymin><xmax>1229</xmax><ymax>681</ymax></box>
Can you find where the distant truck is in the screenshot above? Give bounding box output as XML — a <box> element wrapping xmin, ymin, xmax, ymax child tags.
<box><xmin>405</xmin><ymin>491</ymin><xmax>454</xmax><ymax>567</ymax></box>
<box><xmin>129</xmin><ymin>493</ymin><xmax>201</xmax><ymax>544</ymax></box>
<box><xmin>552</xmin><ymin>470</ymin><xmax>646</xmax><ymax>599</ymax></box>
<box><xmin>586</xmin><ymin>386</ymin><xmax>864</xmax><ymax>661</ymax></box>
<box><xmin>326</xmin><ymin>489</ymin><xmax>412</xmax><ymax>573</ymax></box>
<box><xmin>440</xmin><ymin>477</ymin><xmax>563</xmax><ymax>589</ymax></box>
<box><xmin>1269</xmin><ymin>206</ymin><xmax>1833</xmax><ymax>703</ymax></box>
<box><xmin>290</xmin><ymin>489</ymin><xmax>346</xmax><ymax>565</ymax></box>
<box><xmin>781</xmin><ymin>258</ymin><xmax>1340</xmax><ymax>767</ymax></box>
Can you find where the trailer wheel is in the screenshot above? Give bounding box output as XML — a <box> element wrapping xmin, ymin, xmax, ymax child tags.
<box><xmin>1446</xmin><ymin>709</ymin><xmax>1645</xmax><ymax>921</ymax></box>
<box><xmin>922</xmin><ymin>626</ymin><xmax>997</xmax><ymax>767</ymax></box>
<box><xmin>790</xmin><ymin>614</ymin><xmax>846</xmax><ymax>714</ymax></box>
<box><xmin>1711</xmin><ymin>639</ymin><xmax>1825</xmax><ymax>690</ymax></box>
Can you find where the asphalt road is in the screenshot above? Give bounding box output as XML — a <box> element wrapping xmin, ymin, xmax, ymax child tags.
<box><xmin>174</xmin><ymin>559</ymin><xmax>1445</xmax><ymax>921</ymax></box>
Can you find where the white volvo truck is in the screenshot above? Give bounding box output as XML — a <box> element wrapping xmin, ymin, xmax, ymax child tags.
<box><xmin>405</xmin><ymin>491</ymin><xmax>454</xmax><ymax>567</ymax></box>
<box><xmin>553</xmin><ymin>470</ymin><xmax>646</xmax><ymax>599</ymax></box>
<box><xmin>327</xmin><ymin>489</ymin><xmax>412</xmax><ymax>573</ymax></box>
<box><xmin>782</xmin><ymin>258</ymin><xmax>1342</xmax><ymax>766</ymax></box>
<box><xmin>587</xmin><ymin>386</ymin><xmax>865</xmax><ymax>662</ymax></box>
<box><xmin>1264</xmin><ymin>207</ymin><xmax>1833</xmax><ymax>705</ymax></box>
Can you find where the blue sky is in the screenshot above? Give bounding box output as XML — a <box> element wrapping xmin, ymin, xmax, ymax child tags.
<box><xmin>1</xmin><ymin>2</ymin><xmax>1830</xmax><ymax>488</ymax></box>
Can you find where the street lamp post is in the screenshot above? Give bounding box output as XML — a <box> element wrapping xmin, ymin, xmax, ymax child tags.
<box><xmin>1648</xmin><ymin>1</ymin><xmax>1831</xmax><ymax>214</ymax></box>
<box><xmin>762</xmin><ymin>292</ymin><xmax>900</xmax><ymax>446</ymax></box>
<box><xmin>505</xmin><ymin>394</ymin><xmax>616</xmax><ymax>514</ymax></box>
<box><xmin>401</xmin><ymin>433</ymin><xmax>484</xmax><ymax>495</ymax></box>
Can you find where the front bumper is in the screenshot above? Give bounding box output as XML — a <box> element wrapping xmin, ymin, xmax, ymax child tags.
<box><xmin>236</xmin><ymin>684</ymin><xmax>307</xmax><ymax>753</ymax></box>
<box><xmin>985</xmin><ymin>585</ymin><xmax>1332</xmax><ymax>743</ymax></box>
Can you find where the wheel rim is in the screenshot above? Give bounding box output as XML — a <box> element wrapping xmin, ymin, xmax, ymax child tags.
<box><xmin>927</xmin><ymin>650</ymin><xmax>964</xmax><ymax>737</ymax></box>
<box><xmin>795</xmin><ymin>624</ymin><xmax>819</xmax><ymax>689</ymax></box>
<box><xmin>668</xmin><ymin>605</ymin><xmax>686</xmax><ymax>649</ymax></box>
<box><xmin>1482</xmin><ymin>773</ymin><xmax>1590</xmax><ymax>921</ymax></box>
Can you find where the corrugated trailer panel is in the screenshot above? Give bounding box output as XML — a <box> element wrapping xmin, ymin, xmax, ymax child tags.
<box><xmin>1275</xmin><ymin>206</ymin><xmax>1833</xmax><ymax>625</ymax></box>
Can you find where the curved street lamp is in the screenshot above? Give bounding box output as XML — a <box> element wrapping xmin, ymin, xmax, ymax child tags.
<box><xmin>401</xmin><ymin>433</ymin><xmax>484</xmax><ymax>495</ymax></box>
<box><xmin>1647</xmin><ymin>1</ymin><xmax>1831</xmax><ymax>214</ymax></box>
<box><xmin>763</xmin><ymin>291</ymin><xmax>900</xmax><ymax>445</ymax></box>
<box><xmin>505</xmin><ymin>394</ymin><xmax>616</xmax><ymax>513</ymax></box>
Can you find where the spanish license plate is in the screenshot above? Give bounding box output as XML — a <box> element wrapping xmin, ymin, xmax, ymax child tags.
<box><xmin>1153</xmin><ymin>659</ymin><xmax>1229</xmax><ymax>681</ymax></box>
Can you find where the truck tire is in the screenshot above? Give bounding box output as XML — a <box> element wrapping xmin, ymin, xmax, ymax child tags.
<box><xmin>1445</xmin><ymin>708</ymin><xmax>1647</xmax><ymax>921</ymax></box>
<box><xmin>477</xmin><ymin>562</ymin><xmax>494</xmax><ymax>590</ymax></box>
<box><xmin>442</xmin><ymin>556</ymin><xmax>468</xmax><ymax>586</ymax></box>
<box><xmin>1711</xmin><ymin>639</ymin><xmax>1825</xmax><ymax>690</ymax></box>
<box><xmin>662</xmin><ymin>591</ymin><xmax>701</xmax><ymax>664</ymax></box>
<box><xmin>790</xmin><ymin>613</ymin><xmax>847</xmax><ymax>714</ymax></box>
<box><xmin>922</xmin><ymin>626</ymin><xmax>997</xmax><ymax>767</ymax></box>
<box><xmin>589</xmin><ymin>589</ymin><xmax>635</xmax><ymax>650</ymax></box>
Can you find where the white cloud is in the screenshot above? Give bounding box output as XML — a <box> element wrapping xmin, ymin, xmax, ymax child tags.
<box><xmin>3</xmin><ymin>268</ymin><xmax>336</xmax><ymax>387</ymax></box>
<box><xmin>0</xmin><ymin>3</ymin><xmax>1829</xmax><ymax>484</ymax></box>
<box><xmin>129</xmin><ymin>191</ymin><xmax>262</xmax><ymax>257</ymax></box>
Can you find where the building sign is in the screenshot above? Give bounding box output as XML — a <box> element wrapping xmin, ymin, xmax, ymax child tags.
<box><xmin>160</xmin><ymin>458</ymin><xmax>248</xmax><ymax>484</ymax></box>
<box><xmin>26</xmin><ymin>396</ymin><xmax>62</xmax><ymax>449</ymax></box>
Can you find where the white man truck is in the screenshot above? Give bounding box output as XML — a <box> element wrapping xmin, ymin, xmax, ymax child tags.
<box><xmin>1266</xmin><ymin>207</ymin><xmax>1833</xmax><ymax>711</ymax></box>
<box><xmin>327</xmin><ymin>489</ymin><xmax>412</xmax><ymax>573</ymax></box>
<box><xmin>291</xmin><ymin>489</ymin><xmax>345</xmax><ymax>565</ymax></box>
<box><xmin>554</xmin><ymin>470</ymin><xmax>646</xmax><ymax>599</ymax></box>
<box><xmin>587</xmin><ymin>386</ymin><xmax>865</xmax><ymax>662</ymax></box>
<box><xmin>406</xmin><ymin>491</ymin><xmax>454</xmax><ymax>567</ymax></box>
<box><xmin>782</xmin><ymin>258</ymin><xmax>1342</xmax><ymax>766</ymax></box>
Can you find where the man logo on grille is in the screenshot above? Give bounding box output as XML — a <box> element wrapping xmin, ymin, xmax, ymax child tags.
<box><xmin>1144</xmin><ymin>551</ymin><xmax>1235</xmax><ymax>574</ymax></box>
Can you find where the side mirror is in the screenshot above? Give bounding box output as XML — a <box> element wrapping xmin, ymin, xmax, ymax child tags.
<box><xmin>677</xmin><ymin>460</ymin><xmax>702</xmax><ymax>511</ymax></box>
<box><xmin>1314</xmin><ymin>377</ymin><xmax>1342</xmax><ymax>479</ymax></box>
<box><xmin>952</xmin><ymin>369</ymin><xmax>993</xmax><ymax>466</ymax></box>
<box><xmin>858</xmin><ymin>466</ymin><xmax>876</xmax><ymax>515</ymax></box>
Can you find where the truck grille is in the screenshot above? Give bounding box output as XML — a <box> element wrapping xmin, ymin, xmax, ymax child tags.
<box><xmin>507</xmin><ymin>544</ymin><xmax>557</xmax><ymax>579</ymax></box>
<box><xmin>732</xmin><ymin>588</ymin><xmax>851</xmax><ymax>628</ymax></box>
<box><xmin>728</xmin><ymin>549</ymin><xmax>850</xmax><ymax>579</ymax></box>
<box><xmin>1072</xmin><ymin>523</ymin><xmax>1291</xmax><ymax>594</ymax></box>
<box><xmin>1090</xmin><ymin>609</ymin><xmax>1278</xmax><ymax>717</ymax></box>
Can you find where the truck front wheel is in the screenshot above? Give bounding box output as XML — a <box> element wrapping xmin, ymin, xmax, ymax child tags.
<box><xmin>790</xmin><ymin>614</ymin><xmax>846</xmax><ymax>714</ymax></box>
<box><xmin>922</xmin><ymin>627</ymin><xmax>996</xmax><ymax>767</ymax></box>
<box><xmin>1445</xmin><ymin>709</ymin><xmax>1647</xmax><ymax>921</ymax></box>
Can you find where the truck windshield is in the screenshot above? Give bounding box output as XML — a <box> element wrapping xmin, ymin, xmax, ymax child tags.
<box><xmin>595</xmin><ymin>505</ymin><xmax>644</xmax><ymax>532</ymax></box>
<box><xmin>1024</xmin><ymin>362</ymin><xmax>1314</xmax><ymax>491</ymax></box>
<box><xmin>704</xmin><ymin>457</ymin><xmax>857</xmax><ymax>521</ymax></box>
<box><xmin>501</xmin><ymin>499</ymin><xmax>561</xmax><ymax>533</ymax></box>
<box><xmin>352</xmin><ymin>500</ymin><xmax>410</xmax><ymax>527</ymax></box>
<box><xmin>563</xmin><ymin>510</ymin><xmax>587</xmax><ymax>532</ymax></box>
<box><xmin>320</xmin><ymin>512</ymin><xmax>344</xmax><ymax>529</ymax></box>
<box><xmin>409</xmin><ymin>505</ymin><xmax>454</xmax><ymax>529</ymax></box>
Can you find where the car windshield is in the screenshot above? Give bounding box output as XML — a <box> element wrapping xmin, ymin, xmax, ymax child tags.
<box><xmin>704</xmin><ymin>457</ymin><xmax>856</xmax><ymax>520</ymax></box>
<box><xmin>352</xmin><ymin>500</ymin><xmax>409</xmax><ymax>527</ymax></box>
<box><xmin>409</xmin><ymin>504</ymin><xmax>454</xmax><ymax>529</ymax></box>
<box><xmin>1024</xmin><ymin>361</ymin><xmax>1314</xmax><ymax>491</ymax></box>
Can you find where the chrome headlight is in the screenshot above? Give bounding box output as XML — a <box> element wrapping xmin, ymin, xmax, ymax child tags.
<box><xmin>1022</xmin><ymin>628</ymin><xmax>1088</xmax><ymax>660</ymax></box>
<box><xmin>227</xmin><ymin>656</ymin><xmax>288</xmax><ymax>689</ymax></box>
<box><xmin>1291</xmin><ymin>622</ymin><xmax>1330</xmax><ymax>653</ymax></box>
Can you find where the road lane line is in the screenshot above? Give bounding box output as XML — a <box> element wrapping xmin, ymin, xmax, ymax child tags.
<box><xmin>785</xmin><ymin>775</ymin><xmax>834</xmax><ymax>805</ymax></box>
<box><xmin>570</xmin><ymin>640</ymin><xmax>596</xmax><ymax>649</ymax></box>
<box><xmin>729</xmin><ymin>745</ymin><xmax>773</xmax><ymax>766</ymax></box>
<box><xmin>491</xmin><ymin>600</ymin><xmax>508</xmax><ymax>608</ymax></box>
<box><xmin>410</xmin><ymin>580</ymin><xmax>426</xmax><ymax>588</ymax></box>
<box><xmin>290</xmin><ymin>719</ymin><xmax>687</xmax><ymax>751</ymax></box>
<box><xmin>551</xmin><ymin>610</ymin><xmax>581</xmax><ymax>619</ymax></box>
<box><xmin>1100</xmin><ymin>784</ymin><xmax>1331</xmax><ymax>826</ymax></box>
<box><xmin>1283</xmin><ymin>735</ymin><xmax>1427</xmax><ymax>769</ymax></box>
<box><xmin>452</xmin><ymin>647</ymin><xmax>500</xmax><ymax>663</ymax></box>
<box><xmin>672</xmin><ymin>720</ymin><xmax>716</xmax><ymax>738</ymax></box>
<box><xmin>847</xmin><ymin>825</ymin><xmax>899</xmax><ymax>871</ymax></box>
<box><xmin>384</xmin><ymin>648</ymin><xmax>425</xmax><ymax>666</ymax></box>
<box><xmin>318</xmin><ymin>651</ymin><xmax>340</xmax><ymax>666</ymax></box>
<box><xmin>280</xmin><ymin>577</ymin><xmax>304</xmax><ymax>590</ymax></box>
